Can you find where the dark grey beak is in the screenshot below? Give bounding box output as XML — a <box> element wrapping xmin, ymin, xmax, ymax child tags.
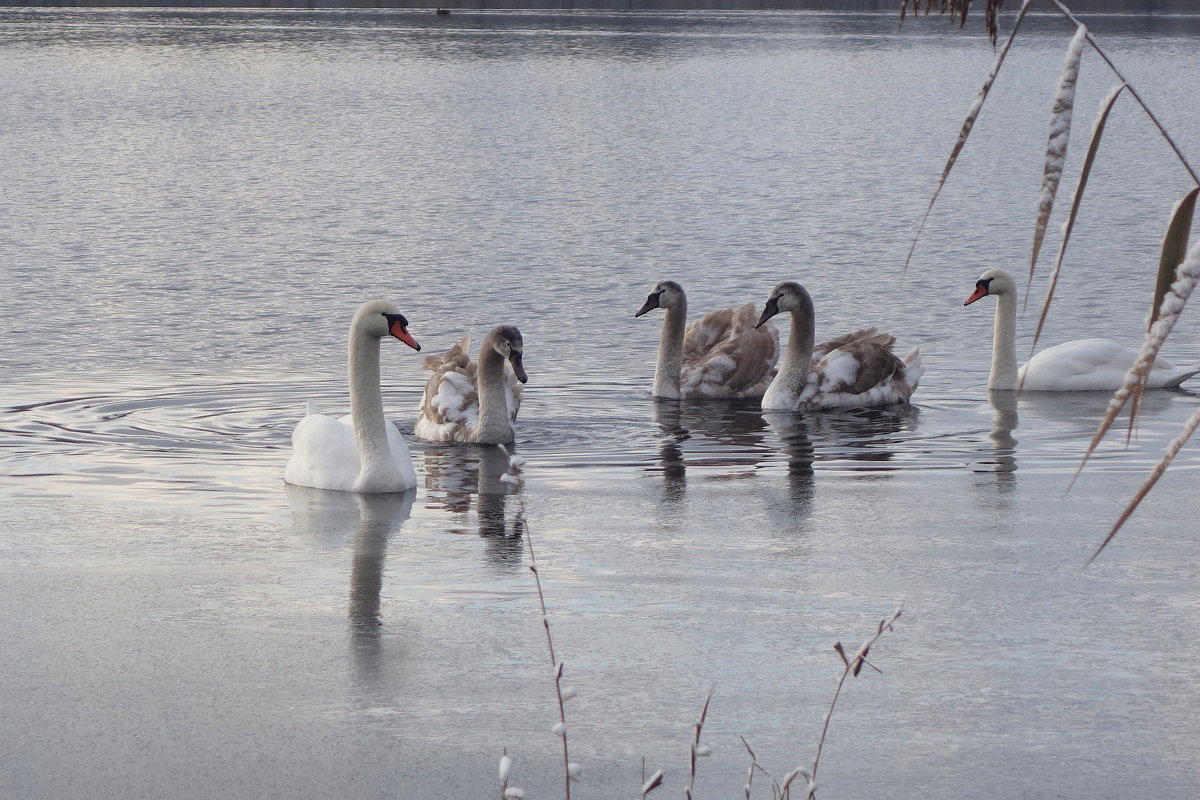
<box><xmin>509</xmin><ymin>351</ymin><xmax>528</xmax><ymax>384</ymax></box>
<box><xmin>634</xmin><ymin>292</ymin><xmax>661</xmax><ymax>318</ymax></box>
<box><xmin>755</xmin><ymin>298</ymin><xmax>780</xmax><ymax>329</ymax></box>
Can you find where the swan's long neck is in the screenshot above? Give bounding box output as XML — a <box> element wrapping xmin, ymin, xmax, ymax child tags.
<box><xmin>989</xmin><ymin>291</ymin><xmax>1020</xmax><ymax>391</ymax></box>
<box><xmin>766</xmin><ymin>299</ymin><xmax>816</xmax><ymax>404</ymax></box>
<box><xmin>653</xmin><ymin>301</ymin><xmax>687</xmax><ymax>399</ymax></box>
<box><xmin>475</xmin><ymin>345</ymin><xmax>514</xmax><ymax>443</ymax></box>
<box><xmin>349</xmin><ymin>326</ymin><xmax>401</xmax><ymax>488</ymax></box>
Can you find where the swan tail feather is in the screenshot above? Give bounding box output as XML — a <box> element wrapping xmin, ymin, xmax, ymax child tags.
<box><xmin>306</xmin><ymin>398</ymin><xmax>318</xmax><ymax>416</ymax></box>
<box><xmin>1167</xmin><ymin>365</ymin><xmax>1200</xmax><ymax>387</ymax></box>
<box><xmin>903</xmin><ymin>347</ymin><xmax>925</xmax><ymax>389</ymax></box>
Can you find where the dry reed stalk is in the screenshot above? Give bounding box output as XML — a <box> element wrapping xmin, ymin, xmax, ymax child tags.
<box><xmin>1072</xmin><ymin>230</ymin><xmax>1200</xmax><ymax>499</ymax></box>
<box><xmin>640</xmin><ymin>769</ymin><xmax>665</xmax><ymax>798</ymax></box>
<box><xmin>685</xmin><ymin>687</ymin><xmax>715</xmax><ymax>800</ymax></box>
<box><xmin>1087</xmin><ymin>404</ymin><xmax>1200</xmax><ymax>566</ymax></box>
<box><xmin>1027</xmin><ymin>24</ymin><xmax>1088</xmax><ymax>308</ymax></box>
<box><xmin>500</xmin><ymin>445</ymin><xmax>577</xmax><ymax>799</ymax></box>
<box><xmin>793</xmin><ymin>605</ymin><xmax>904</xmax><ymax>800</ymax></box>
<box><xmin>1045</xmin><ymin>0</ymin><xmax>1200</xmax><ymax>186</ymax></box>
<box><xmin>902</xmin><ymin>0</ymin><xmax>1035</xmax><ymax>275</ymax></box>
<box><xmin>1027</xmin><ymin>82</ymin><xmax>1126</xmax><ymax>365</ymax></box>
<box><xmin>739</xmin><ymin>736</ymin><xmax>782</xmax><ymax>800</ymax></box>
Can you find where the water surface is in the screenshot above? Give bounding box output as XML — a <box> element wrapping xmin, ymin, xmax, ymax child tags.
<box><xmin>2</xmin><ymin>8</ymin><xmax>1200</xmax><ymax>799</ymax></box>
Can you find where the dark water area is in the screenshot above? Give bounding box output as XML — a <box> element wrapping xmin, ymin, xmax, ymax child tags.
<box><xmin>3</xmin><ymin>0</ymin><xmax>1199</xmax><ymax>14</ymax></box>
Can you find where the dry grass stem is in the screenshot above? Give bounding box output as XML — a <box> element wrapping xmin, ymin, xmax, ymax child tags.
<box><xmin>500</xmin><ymin>446</ymin><xmax>574</xmax><ymax>800</ymax></box>
<box><xmin>740</xmin><ymin>736</ymin><xmax>782</xmax><ymax>800</ymax></box>
<box><xmin>685</xmin><ymin>687</ymin><xmax>715</xmax><ymax>800</ymax></box>
<box><xmin>1046</xmin><ymin>0</ymin><xmax>1200</xmax><ymax>186</ymax></box>
<box><xmin>1027</xmin><ymin>82</ymin><xmax>1126</xmax><ymax>367</ymax></box>
<box><xmin>902</xmin><ymin>0</ymin><xmax>1035</xmax><ymax>275</ymax></box>
<box><xmin>797</xmin><ymin>605</ymin><xmax>904</xmax><ymax>800</ymax></box>
<box><xmin>1088</xmin><ymin>405</ymin><xmax>1200</xmax><ymax>566</ymax></box>
<box><xmin>1072</xmin><ymin>235</ymin><xmax>1200</xmax><ymax>528</ymax></box>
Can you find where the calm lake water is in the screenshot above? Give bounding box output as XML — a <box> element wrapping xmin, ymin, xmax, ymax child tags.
<box><xmin>3</xmin><ymin>7</ymin><xmax>1200</xmax><ymax>799</ymax></box>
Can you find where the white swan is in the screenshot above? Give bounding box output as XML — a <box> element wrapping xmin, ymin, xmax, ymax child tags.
<box><xmin>415</xmin><ymin>325</ymin><xmax>528</xmax><ymax>444</ymax></box>
<box><xmin>634</xmin><ymin>280</ymin><xmax>779</xmax><ymax>400</ymax></box>
<box><xmin>755</xmin><ymin>281</ymin><xmax>923</xmax><ymax>411</ymax></box>
<box><xmin>964</xmin><ymin>268</ymin><xmax>1200</xmax><ymax>391</ymax></box>
<box><xmin>284</xmin><ymin>300</ymin><xmax>421</xmax><ymax>493</ymax></box>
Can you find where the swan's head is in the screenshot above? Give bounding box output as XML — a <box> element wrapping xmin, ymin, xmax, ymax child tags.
<box><xmin>756</xmin><ymin>281</ymin><xmax>810</xmax><ymax>328</ymax></box>
<box><xmin>635</xmin><ymin>281</ymin><xmax>685</xmax><ymax>317</ymax></box>
<box><xmin>355</xmin><ymin>300</ymin><xmax>421</xmax><ymax>351</ymax></box>
<box><xmin>487</xmin><ymin>325</ymin><xmax>528</xmax><ymax>384</ymax></box>
<box><xmin>964</xmin><ymin>269</ymin><xmax>1016</xmax><ymax>306</ymax></box>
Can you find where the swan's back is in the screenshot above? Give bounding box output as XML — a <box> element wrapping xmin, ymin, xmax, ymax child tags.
<box><xmin>1021</xmin><ymin>337</ymin><xmax>1200</xmax><ymax>390</ymax></box>
<box><xmin>802</xmin><ymin>328</ymin><xmax>921</xmax><ymax>410</ymax></box>
<box><xmin>285</xmin><ymin>411</ymin><xmax>414</xmax><ymax>492</ymax></box>
<box><xmin>680</xmin><ymin>303</ymin><xmax>780</xmax><ymax>399</ymax></box>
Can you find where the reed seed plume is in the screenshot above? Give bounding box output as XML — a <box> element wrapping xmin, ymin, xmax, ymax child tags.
<box><xmin>1027</xmin><ymin>25</ymin><xmax>1087</xmax><ymax>310</ymax></box>
<box><xmin>640</xmin><ymin>769</ymin><xmax>665</xmax><ymax>798</ymax></box>
<box><xmin>1073</xmin><ymin>235</ymin><xmax>1200</xmax><ymax>494</ymax></box>
<box><xmin>1027</xmin><ymin>82</ymin><xmax>1126</xmax><ymax>371</ymax></box>
<box><xmin>1126</xmin><ymin>188</ymin><xmax>1199</xmax><ymax>435</ymax></box>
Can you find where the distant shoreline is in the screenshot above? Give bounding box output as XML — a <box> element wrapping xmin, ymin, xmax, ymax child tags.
<box><xmin>3</xmin><ymin>0</ymin><xmax>1197</xmax><ymax>12</ymax></box>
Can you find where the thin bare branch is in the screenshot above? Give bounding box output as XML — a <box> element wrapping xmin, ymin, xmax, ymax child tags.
<box><xmin>1046</xmin><ymin>0</ymin><xmax>1200</xmax><ymax>186</ymax></box>
<box><xmin>806</xmin><ymin>604</ymin><xmax>904</xmax><ymax>800</ymax></box>
<box><xmin>1087</xmin><ymin>405</ymin><xmax>1200</xmax><ymax>566</ymax></box>
<box><xmin>902</xmin><ymin>0</ymin><xmax>1035</xmax><ymax>275</ymax></box>
<box><xmin>503</xmin><ymin>446</ymin><xmax>573</xmax><ymax>800</ymax></box>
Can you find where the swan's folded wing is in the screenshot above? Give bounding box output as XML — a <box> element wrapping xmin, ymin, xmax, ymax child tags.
<box><xmin>682</xmin><ymin>308</ymin><xmax>736</xmax><ymax>362</ymax></box>
<box><xmin>814</xmin><ymin>327</ymin><xmax>896</xmax><ymax>360</ymax></box>
<box><xmin>423</xmin><ymin>335</ymin><xmax>473</xmax><ymax>374</ymax></box>
<box><xmin>416</xmin><ymin>338</ymin><xmax>480</xmax><ymax>441</ymax></box>
<box><xmin>817</xmin><ymin>339</ymin><xmax>904</xmax><ymax>396</ymax></box>
<box><xmin>284</xmin><ymin>412</ymin><xmax>361</xmax><ymax>492</ymax></box>
<box><xmin>684</xmin><ymin>306</ymin><xmax>780</xmax><ymax>398</ymax></box>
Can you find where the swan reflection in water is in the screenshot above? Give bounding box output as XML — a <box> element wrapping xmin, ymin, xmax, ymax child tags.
<box><xmin>650</xmin><ymin>398</ymin><xmax>773</xmax><ymax>497</ymax></box>
<box><xmin>979</xmin><ymin>390</ymin><xmax>1019</xmax><ymax>476</ymax></box>
<box><xmin>976</xmin><ymin>387</ymin><xmax>1188</xmax><ymax>479</ymax></box>
<box><xmin>285</xmin><ymin>484</ymin><xmax>416</xmax><ymax>690</ymax></box>
<box><xmin>423</xmin><ymin>444</ymin><xmax>524</xmax><ymax>569</ymax></box>
<box><xmin>651</xmin><ymin>399</ymin><xmax>820</xmax><ymax>524</ymax></box>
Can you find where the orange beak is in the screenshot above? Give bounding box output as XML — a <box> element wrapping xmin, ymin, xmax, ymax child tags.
<box><xmin>389</xmin><ymin>319</ymin><xmax>421</xmax><ymax>351</ymax></box>
<box><xmin>963</xmin><ymin>285</ymin><xmax>989</xmax><ymax>306</ymax></box>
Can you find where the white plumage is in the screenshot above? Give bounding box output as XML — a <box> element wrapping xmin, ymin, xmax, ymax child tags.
<box><xmin>284</xmin><ymin>300</ymin><xmax>421</xmax><ymax>493</ymax></box>
<box><xmin>964</xmin><ymin>268</ymin><xmax>1200</xmax><ymax>391</ymax></box>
